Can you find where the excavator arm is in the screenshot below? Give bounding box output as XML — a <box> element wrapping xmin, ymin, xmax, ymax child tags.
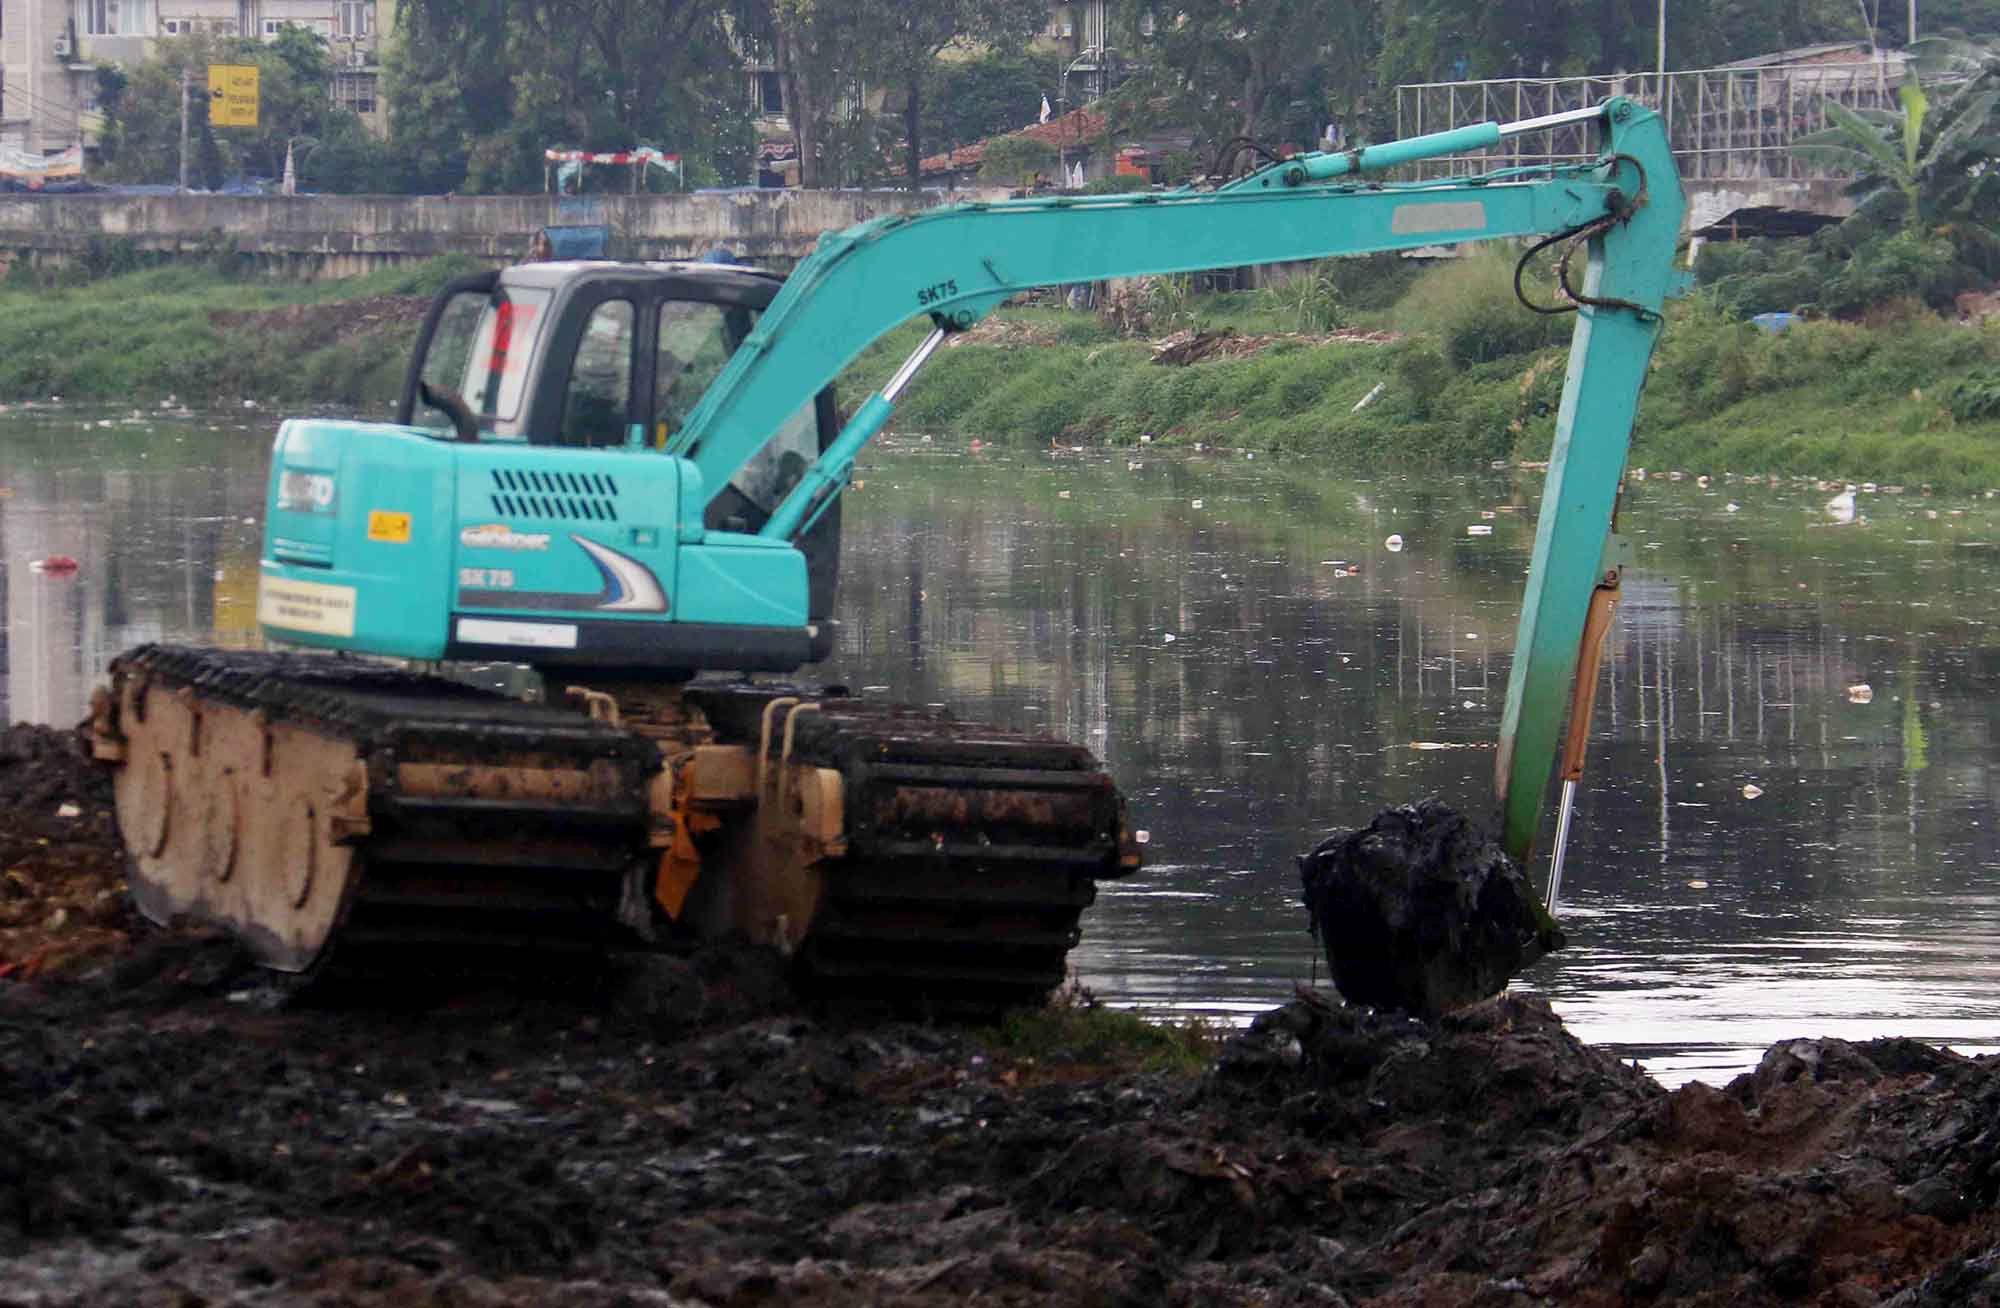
<box><xmin>672</xmin><ymin>97</ymin><xmax>1685</xmax><ymax>878</ymax></box>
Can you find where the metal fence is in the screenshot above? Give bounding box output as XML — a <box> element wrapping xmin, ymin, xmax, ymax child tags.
<box><xmin>1394</xmin><ymin>62</ymin><xmax>1943</xmax><ymax>182</ymax></box>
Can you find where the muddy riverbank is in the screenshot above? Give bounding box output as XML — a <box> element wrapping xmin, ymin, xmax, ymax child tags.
<box><xmin>5</xmin><ymin>722</ymin><xmax>2000</xmax><ymax>1306</ymax></box>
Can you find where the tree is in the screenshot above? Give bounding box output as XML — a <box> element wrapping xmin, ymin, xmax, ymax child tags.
<box><xmin>978</xmin><ymin>134</ymin><xmax>1057</xmax><ymax>188</ymax></box>
<box><xmin>854</xmin><ymin>0</ymin><xmax>1046</xmax><ymax>188</ymax></box>
<box><xmin>920</xmin><ymin>51</ymin><xmax>1064</xmax><ymax>159</ymax></box>
<box><xmin>390</xmin><ymin>0</ymin><xmax>758</xmax><ymax>192</ymax></box>
<box><xmin>1373</xmin><ymin>0</ymin><xmax>1867</xmax><ymax>89</ymax></box>
<box><xmin>1114</xmin><ymin>0</ymin><xmax>1377</xmax><ymax>151</ymax></box>
<box><xmin>93</xmin><ymin>28</ymin><xmax>385</xmax><ymax>190</ymax></box>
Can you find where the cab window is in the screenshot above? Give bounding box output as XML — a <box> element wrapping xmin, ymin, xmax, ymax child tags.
<box><xmin>413</xmin><ymin>289</ymin><xmax>487</xmax><ymax>434</ymax></box>
<box><xmin>465</xmin><ymin>287</ymin><xmax>552</xmax><ymax>424</ymax></box>
<box><xmin>560</xmin><ymin>299</ymin><xmax>635</xmax><ymax>447</ymax></box>
<box><xmin>654</xmin><ymin>301</ymin><xmax>745</xmax><ymax>442</ymax></box>
<box><xmin>654</xmin><ymin>297</ymin><xmax>820</xmax><ymax>514</ymax></box>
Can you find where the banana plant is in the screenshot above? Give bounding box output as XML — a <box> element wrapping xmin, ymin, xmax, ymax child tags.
<box><xmin>1792</xmin><ymin>53</ymin><xmax>2000</xmax><ymax>230</ymax></box>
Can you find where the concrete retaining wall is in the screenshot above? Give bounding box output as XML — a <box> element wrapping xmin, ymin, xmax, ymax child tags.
<box><xmin>0</xmin><ymin>189</ymin><xmax>957</xmax><ymax>276</ymax></box>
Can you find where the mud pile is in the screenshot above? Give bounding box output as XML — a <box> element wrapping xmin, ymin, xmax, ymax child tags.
<box><xmin>1299</xmin><ymin>800</ymin><xmax>1557</xmax><ymax>1018</ymax></box>
<box><xmin>4</xmin><ymin>725</ymin><xmax>2000</xmax><ymax>1305</ymax></box>
<box><xmin>0</xmin><ymin>724</ymin><xmax>132</xmax><ymax>977</ymax></box>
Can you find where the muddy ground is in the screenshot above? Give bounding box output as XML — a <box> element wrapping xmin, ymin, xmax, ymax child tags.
<box><xmin>6</xmin><ymin>724</ymin><xmax>2000</xmax><ymax>1306</ymax></box>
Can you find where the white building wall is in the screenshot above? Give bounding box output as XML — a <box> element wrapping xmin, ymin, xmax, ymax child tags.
<box><xmin>1</xmin><ymin>0</ymin><xmax>99</xmax><ymax>152</ymax></box>
<box><xmin>1</xmin><ymin>0</ymin><xmax>383</xmax><ymax>154</ymax></box>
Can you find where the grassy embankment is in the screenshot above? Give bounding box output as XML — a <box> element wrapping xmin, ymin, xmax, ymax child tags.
<box><xmin>0</xmin><ymin>254</ymin><xmax>488</xmax><ymax>412</ymax></box>
<box><xmin>8</xmin><ymin>249</ymin><xmax>2000</xmax><ymax>491</ymax></box>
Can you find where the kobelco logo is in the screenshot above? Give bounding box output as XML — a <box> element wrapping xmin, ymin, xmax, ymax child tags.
<box><xmin>460</xmin><ymin>524</ymin><xmax>552</xmax><ymax>552</ymax></box>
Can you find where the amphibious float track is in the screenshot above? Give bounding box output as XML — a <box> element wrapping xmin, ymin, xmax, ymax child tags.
<box><xmin>98</xmin><ymin>645</ymin><xmax>1134</xmax><ymax>1012</ymax></box>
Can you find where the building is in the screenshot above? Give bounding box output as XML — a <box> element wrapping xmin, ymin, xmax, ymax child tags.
<box><xmin>0</xmin><ymin>0</ymin><xmax>387</xmax><ymax>156</ymax></box>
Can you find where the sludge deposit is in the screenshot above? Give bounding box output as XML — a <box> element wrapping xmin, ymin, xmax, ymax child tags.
<box><xmin>3</xmin><ymin>723</ymin><xmax>2000</xmax><ymax>1306</ymax></box>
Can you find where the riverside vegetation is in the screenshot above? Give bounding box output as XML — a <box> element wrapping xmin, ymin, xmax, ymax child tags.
<box><xmin>8</xmin><ymin>237</ymin><xmax>2000</xmax><ymax>490</ymax></box>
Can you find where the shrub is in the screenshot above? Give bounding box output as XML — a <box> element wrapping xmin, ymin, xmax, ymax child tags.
<box><xmin>1080</xmin><ymin>174</ymin><xmax>1151</xmax><ymax>195</ymax></box>
<box><xmin>1262</xmin><ymin>262</ymin><xmax>1345</xmax><ymax>333</ymax></box>
<box><xmin>1946</xmin><ymin>369</ymin><xmax>2000</xmax><ymax>421</ymax></box>
<box><xmin>1393</xmin><ymin>248</ymin><xmax>1569</xmax><ymax>367</ymax></box>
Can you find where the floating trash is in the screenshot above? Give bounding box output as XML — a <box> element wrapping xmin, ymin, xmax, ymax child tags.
<box><xmin>1191</xmin><ymin>498</ymin><xmax>1204</xmax><ymax>509</ymax></box>
<box><xmin>1846</xmin><ymin>684</ymin><xmax>1874</xmax><ymax>704</ymax></box>
<box><xmin>1726</xmin><ymin>502</ymin><xmax>1741</xmax><ymax>512</ymax></box>
<box><xmin>1058</xmin><ymin>490</ymin><xmax>1072</xmax><ymax>499</ymax></box>
<box><xmin>29</xmin><ymin>556</ymin><xmax>79</xmax><ymax>576</ymax></box>
<box><xmin>1825</xmin><ymin>487</ymin><xmax>1857</xmax><ymax>523</ymax></box>
<box><xmin>1687</xmin><ymin>879</ymin><xmax>1710</xmax><ymax>890</ymax></box>
<box><xmin>1385</xmin><ymin>534</ymin><xmax>1405</xmax><ymax>552</ymax></box>
<box><xmin>1742</xmin><ymin>783</ymin><xmax>1765</xmax><ymax>799</ymax></box>
<box><xmin>1466</xmin><ymin>524</ymin><xmax>1494</xmax><ymax>536</ymax></box>
<box><xmin>1162</xmin><ymin>633</ymin><xmax>1177</xmax><ymax>643</ymax></box>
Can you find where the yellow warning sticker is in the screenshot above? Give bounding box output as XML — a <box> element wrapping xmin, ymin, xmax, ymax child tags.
<box><xmin>368</xmin><ymin>510</ymin><xmax>413</xmax><ymax>544</ymax></box>
<box><xmin>258</xmin><ymin>577</ymin><xmax>357</xmax><ymax>638</ymax></box>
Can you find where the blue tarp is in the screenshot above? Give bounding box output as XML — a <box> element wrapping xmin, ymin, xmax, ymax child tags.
<box><xmin>542</xmin><ymin>224</ymin><xmax>609</xmax><ymax>258</ymax></box>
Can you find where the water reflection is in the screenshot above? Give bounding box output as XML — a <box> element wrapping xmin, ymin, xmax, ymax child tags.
<box><xmin>5</xmin><ymin>410</ymin><xmax>2000</xmax><ymax>1085</ymax></box>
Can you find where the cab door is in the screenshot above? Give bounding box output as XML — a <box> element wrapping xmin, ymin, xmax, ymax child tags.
<box><xmin>526</xmin><ymin>276</ymin><xmax>656</xmax><ymax>448</ymax></box>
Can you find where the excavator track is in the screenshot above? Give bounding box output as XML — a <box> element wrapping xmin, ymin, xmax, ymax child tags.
<box><xmin>93</xmin><ymin>647</ymin><xmax>1137</xmax><ymax>1011</ymax></box>
<box><xmin>94</xmin><ymin>645</ymin><xmax>660</xmax><ymax>973</ymax></box>
<box><xmin>686</xmin><ymin>685</ymin><xmax>1140</xmax><ymax>1013</ymax></box>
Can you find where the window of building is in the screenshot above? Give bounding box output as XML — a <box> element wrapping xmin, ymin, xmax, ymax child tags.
<box><xmin>336</xmin><ymin>1</ymin><xmax>370</xmax><ymax>38</ymax></box>
<box><xmin>263</xmin><ymin>17</ymin><xmax>330</xmax><ymax>40</ymax></box>
<box><xmin>758</xmin><ymin>70</ymin><xmax>783</xmax><ymax>116</ymax></box>
<box><xmin>99</xmin><ymin>0</ymin><xmax>154</xmax><ymax>35</ymax></box>
<box><xmin>334</xmin><ymin>72</ymin><xmax>377</xmax><ymax>116</ymax></box>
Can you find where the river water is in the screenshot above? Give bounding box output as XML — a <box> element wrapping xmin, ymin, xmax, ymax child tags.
<box><xmin>6</xmin><ymin>407</ymin><xmax>2000</xmax><ymax>1086</ymax></box>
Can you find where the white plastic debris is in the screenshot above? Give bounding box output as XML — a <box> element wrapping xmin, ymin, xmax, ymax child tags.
<box><xmin>1466</xmin><ymin>524</ymin><xmax>1494</xmax><ymax>536</ymax></box>
<box><xmin>1846</xmin><ymin>684</ymin><xmax>1874</xmax><ymax>704</ymax></box>
<box><xmin>1385</xmin><ymin>534</ymin><xmax>1405</xmax><ymax>552</ymax></box>
<box><xmin>1351</xmin><ymin>381</ymin><xmax>1387</xmax><ymax>413</ymax></box>
<box><xmin>1742</xmin><ymin>783</ymin><xmax>1765</xmax><ymax>799</ymax></box>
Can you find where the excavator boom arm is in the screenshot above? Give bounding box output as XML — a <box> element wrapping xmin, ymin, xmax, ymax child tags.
<box><xmin>675</xmin><ymin>97</ymin><xmax>1685</xmax><ymax>876</ymax></box>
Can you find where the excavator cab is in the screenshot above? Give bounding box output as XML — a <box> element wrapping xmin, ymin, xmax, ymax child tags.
<box><xmin>256</xmin><ymin>260</ymin><xmax>843</xmax><ymax>671</ymax></box>
<box><xmin>399</xmin><ymin>261</ymin><xmax>842</xmax><ymax>646</ymax></box>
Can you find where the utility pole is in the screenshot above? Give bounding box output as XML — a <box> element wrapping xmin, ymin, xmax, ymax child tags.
<box><xmin>179</xmin><ymin>68</ymin><xmax>192</xmax><ymax>192</ymax></box>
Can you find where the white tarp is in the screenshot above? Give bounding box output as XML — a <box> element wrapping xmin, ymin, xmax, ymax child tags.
<box><xmin>0</xmin><ymin>144</ymin><xmax>84</xmax><ymax>184</ymax></box>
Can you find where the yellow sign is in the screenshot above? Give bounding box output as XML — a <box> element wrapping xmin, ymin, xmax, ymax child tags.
<box><xmin>367</xmin><ymin>510</ymin><xmax>413</xmax><ymax>544</ymax></box>
<box><xmin>208</xmin><ymin>64</ymin><xmax>260</xmax><ymax>128</ymax></box>
<box><xmin>258</xmin><ymin>576</ymin><xmax>357</xmax><ymax>637</ymax></box>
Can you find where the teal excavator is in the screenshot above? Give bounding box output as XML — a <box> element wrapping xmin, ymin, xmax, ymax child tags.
<box><xmin>89</xmin><ymin>98</ymin><xmax>1684</xmax><ymax>1008</ymax></box>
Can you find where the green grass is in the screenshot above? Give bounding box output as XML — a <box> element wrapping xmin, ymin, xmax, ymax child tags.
<box><xmin>834</xmin><ymin>258</ymin><xmax>2000</xmax><ymax>491</ymax></box>
<box><xmin>15</xmin><ymin>252</ymin><xmax>2000</xmax><ymax>491</ymax></box>
<box><xmin>984</xmin><ymin>987</ymin><xmax>1224</xmax><ymax>1076</ymax></box>
<box><xmin>0</xmin><ymin>254</ymin><xmax>485</xmax><ymax>411</ymax></box>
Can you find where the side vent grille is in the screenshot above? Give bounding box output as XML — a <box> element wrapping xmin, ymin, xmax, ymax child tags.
<box><xmin>489</xmin><ymin>468</ymin><xmax>621</xmax><ymax>522</ymax></box>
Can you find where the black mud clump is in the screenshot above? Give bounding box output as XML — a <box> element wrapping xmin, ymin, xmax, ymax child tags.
<box><xmin>1297</xmin><ymin>799</ymin><xmax>1559</xmax><ymax>1019</ymax></box>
